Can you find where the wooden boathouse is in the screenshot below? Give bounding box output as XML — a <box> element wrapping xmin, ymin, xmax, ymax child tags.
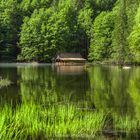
<box><xmin>53</xmin><ymin>53</ymin><xmax>86</xmax><ymax>65</ymax></box>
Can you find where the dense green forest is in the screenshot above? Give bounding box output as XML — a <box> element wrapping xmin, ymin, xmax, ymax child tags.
<box><xmin>0</xmin><ymin>0</ymin><xmax>140</xmax><ymax>63</ymax></box>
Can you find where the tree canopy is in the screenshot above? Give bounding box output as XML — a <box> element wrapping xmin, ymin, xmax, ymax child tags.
<box><xmin>0</xmin><ymin>0</ymin><xmax>139</xmax><ymax>63</ymax></box>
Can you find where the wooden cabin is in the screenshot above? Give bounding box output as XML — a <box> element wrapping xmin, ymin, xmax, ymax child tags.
<box><xmin>53</xmin><ymin>53</ymin><xmax>86</xmax><ymax>65</ymax></box>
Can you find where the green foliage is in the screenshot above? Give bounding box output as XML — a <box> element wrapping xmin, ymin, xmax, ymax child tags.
<box><xmin>89</xmin><ymin>12</ymin><xmax>115</xmax><ymax>61</ymax></box>
<box><xmin>88</xmin><ymin>0</ymin><xmax>140</xmax><ymax>63</ymax></box>
<box><xmin>128</xmin><ymin>6</ymin><xmax>140</xmax><ymax>63</ymax></box>
<box><xmin>18</xmin><ymin>0</ymin><xmax>81</xmax><ymax>62</ymax></box>
<box><xmin>0</xmin><ymin>0</ymin><xmax>139</xmax><ymax>63</ymax></box>
<box><xmin>93</xmin><ymin>0</ymin><xmax>117</xmax><ymax>11</ymax></box>
<box><xmin>19</xmin><ymin>0</ymin><xmax>53</xmax><ymax>15</ymax></box>
<box><xmin>18</xmin><ymin>8</ymin><xmax>55</xmax><ymax>62</ymax></box>
<box><xmin>78</xmin><ymin>1</ymin><xmax>93</xmax><ymax>37</ymax></box>
<box><xmin>112</xmin><ymin>0</ymin><xmax>128</xmax><ymax>64</ymax></box>
<box><xmin>0</xmin><ymin>0</ymin><xmax>21</xmax><ymax>60</ymax></box>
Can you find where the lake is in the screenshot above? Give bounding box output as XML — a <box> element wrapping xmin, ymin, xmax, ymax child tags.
<box><xmin>0</xmin><ymin>63</ymin><xmax>140</xmax><ymax>139</ymax></box>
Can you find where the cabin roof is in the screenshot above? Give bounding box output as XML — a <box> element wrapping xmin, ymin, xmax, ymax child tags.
<box><xmin>56</xmin><ymin>53</ymin><xmax>86</xmax><ymax>61</ymax></box>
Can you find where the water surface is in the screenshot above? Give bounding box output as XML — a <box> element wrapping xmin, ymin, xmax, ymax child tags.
<box><xmin>0</xmin><ymin>63</ymin><xmax>140</xmax><ymax>115</ymax></box>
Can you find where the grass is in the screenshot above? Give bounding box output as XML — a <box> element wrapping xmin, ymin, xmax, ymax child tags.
<box><xmin>0</xmin><ymin>103</ymin><xmax>106</xmax><ymax>139</ymax></box>
<box><xmin>0</xmin><ymin>78</ymin><xmax>11</xmax><ymax>88</ymax></box>
<box><xmin>113</xmin><ymin>114</ymin><xmax>140</xmax><ymax>133</ymax></box>
<box><xmin>0</xmin><ymin>88</ymin><xmax>106</xmax><ymax>139</ymax></box>
<box><xmin>0</xmin><ymin>84</ymin><xmax>140</xmax><ymax>139</ymax></box>
<box><xmin>0</xmin><ymin>94</ymin><xmax>140</xmax><ymax>140</ymax></box>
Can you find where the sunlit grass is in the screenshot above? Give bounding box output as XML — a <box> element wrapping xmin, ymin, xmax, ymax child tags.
<box><xmin>0</xmin><ymin>103</ymin><xmax>106</xmax><ymax>139</ymax></box>
<box><xmin>0</xmin><ymin>89</ymin><xmax>106</xmax><ymax>139</ymax></box>
<box><xmin>1</xmin><ymin>98</ymin><xmax>140</xmax><ymax>139</ymax></box>
<box><xmin>0</xmin><ymin>89</ymin><xmax>140</xmax><ymax>139</ymax></box>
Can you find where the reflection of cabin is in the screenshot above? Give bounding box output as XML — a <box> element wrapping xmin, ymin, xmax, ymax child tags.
<box><xmin>54</xmin><ymin>65</ymin><xmax>85</xmax><ymax>75</ymax></box>
<box><xmin>53</xmin><ymin>53</ymin><xmax>86</xmax><ymax>65</ymax></box>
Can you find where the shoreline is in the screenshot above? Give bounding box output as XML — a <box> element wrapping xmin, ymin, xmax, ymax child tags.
<box><xmin>0</xmin><ymin>61</ymin><xmax>140</xmax><ymax>67</ymax></box>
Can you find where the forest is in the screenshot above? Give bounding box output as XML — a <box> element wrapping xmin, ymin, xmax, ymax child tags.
<box><xmin>0</xmin><ymin>1</ymin><xmax>140</xmax><ymax>139</ymax></box>
<box><xmin>0</xmin><ymin>0</ymin><xmax>140</xmax><ymax>63</ymax></box>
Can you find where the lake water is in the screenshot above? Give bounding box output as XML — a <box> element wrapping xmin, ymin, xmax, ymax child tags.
<box><xmin>0</xmin><ymin>63</ymin><xmax>140</xmax><ymax>139</ymax></box>
<box><xmin>0</xmin><ymin>63</ymin><xmax>140</xmax><ymax>115</ymax></box>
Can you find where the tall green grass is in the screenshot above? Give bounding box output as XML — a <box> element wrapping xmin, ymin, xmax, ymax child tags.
<box><xmin>0</xmin><ymin>88</ymin><xmax>140</xmax><ymax>139</ymax></box>
<box><xmin>0</xmin><ymin>103</ymin><xmax>105</xmax><ymax>139</ymax></box>
<box><xmin>113</xmin><ymin>113</ymin><xmax>140</xmax><ymax>133</ymax></box>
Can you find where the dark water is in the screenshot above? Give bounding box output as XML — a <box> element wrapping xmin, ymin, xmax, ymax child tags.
<box><xmin>0</xmin><ymin>63</ymin><xmax>140</xmax><ymax>117</ymax></box>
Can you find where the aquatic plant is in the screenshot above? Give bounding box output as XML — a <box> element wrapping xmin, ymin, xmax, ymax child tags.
<box><xmin>0</xmin><ymin>78</ymin><xmax>11</xmax><ymax>88</ymax></box>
